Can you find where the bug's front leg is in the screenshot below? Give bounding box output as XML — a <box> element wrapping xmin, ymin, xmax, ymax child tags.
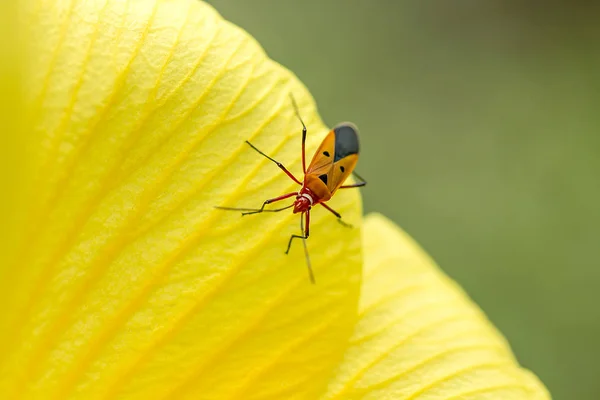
<box><xmin>215</xmin><ymin>191</ymin><xmax>297</xmax><ymax>216</ymax></box>
<box><xmin>285</xmin><ymin>210</ymin><xmax>310</xmax><ymax>254</ymax></box>
<box><xmin>285</xmin><ymin>211</ymin><xmax>315</xmax><ymax>283</ymax></box>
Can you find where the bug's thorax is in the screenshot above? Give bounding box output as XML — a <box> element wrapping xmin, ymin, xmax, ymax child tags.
<box><xmin>293</xmin><ymin>186</ymin><xmax>318</xmax><ymax>214</ymax></box>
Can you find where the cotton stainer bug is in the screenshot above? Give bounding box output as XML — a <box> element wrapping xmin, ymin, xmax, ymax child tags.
<box><xmin>216</xmin><ymin>95</ymin><xmax>366</xmax><ymax>283</ymax></box>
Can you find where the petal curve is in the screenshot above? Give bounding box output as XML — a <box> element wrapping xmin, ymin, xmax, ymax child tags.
<box><xmin>0</xmin><ymin>1</ymin><xmax>362</xmax><ymax>399</ymax></box>
<box><xmin>324</xmin><ymin>214</ymin><xmax>550</xmax><ymax>400</ymax></box>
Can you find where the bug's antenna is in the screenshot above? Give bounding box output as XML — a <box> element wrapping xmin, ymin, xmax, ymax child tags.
<box><xmin>289</xmin><ymin>94</ymin><xmax>306</xmax><ymax>130</ymax></box>
<box><xmin>300</xmin><ymin>213</ymin><xmax>315</xmax><ymax>284</ymax></box>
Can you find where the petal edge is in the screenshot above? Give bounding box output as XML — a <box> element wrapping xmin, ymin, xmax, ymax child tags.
<box><xmin>324</xmin><ymin>213</ymin><xmax>551</xmax><ymax>400</ymax></box>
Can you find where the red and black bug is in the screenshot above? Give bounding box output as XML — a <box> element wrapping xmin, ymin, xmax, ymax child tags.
<box><xmin>217</xmin><ymin>96</ymin><xmax>366</xmax><ymax>283</ymax></box>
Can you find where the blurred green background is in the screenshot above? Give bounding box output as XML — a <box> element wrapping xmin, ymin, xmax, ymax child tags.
<box><xmin>207</xmin><ymin>1</ymin><xmax>599</xmax><ymax>399</ymax></box>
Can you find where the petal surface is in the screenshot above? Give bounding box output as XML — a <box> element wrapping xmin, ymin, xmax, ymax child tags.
<box><xmin>324</xmin><ymin>214</ymin><xmax>550</xmax><ymax>400</ymax></box>
<box><xmin>0</xmin><ymin>1</ymin><xmax>362</xmax><ymax>399</ymax></box>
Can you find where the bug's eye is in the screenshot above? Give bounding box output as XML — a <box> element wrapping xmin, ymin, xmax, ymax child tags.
<box><xmin>323</xmin><ymin>151</ymin><xmax>330</xmax><ymax>157</ymax></box>
<box><xmin>340</xmin><ymin>166</ymin><xmax>345</xmax><ymax>173</ymax></box>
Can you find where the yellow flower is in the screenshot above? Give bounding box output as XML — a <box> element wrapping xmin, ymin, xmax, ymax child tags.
<box><xmin>0</xmin><ymin>0</ymin><xmax>550</xmax><ymax>399</ymax></box>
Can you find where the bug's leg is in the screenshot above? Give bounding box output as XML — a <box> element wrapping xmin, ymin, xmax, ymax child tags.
<box><xmin>245</xmin><ymin>141</ymin><xmax>302</xmax><ymax>185</ymax></box>
<box><xmin>320</xmin><ymin>202</ymin><xmax>353</xmax><ymax>228</ymax></box>
<box><xmin>290</xmin><ymin>94</ymin><xmax>308</xmax><ymax>174</ymax></box>
<box><xmin>285</xmin><ymin>210</ymin><xmax>310</xmax><ymax>254</ymax></box>
<box><xmin>300</xmin><ymin>211</ymin><xmax>314</xmax><ymax>283</ymax></box>
<box><xmin>339</xmin><ymin>171</ymin><xmax>367</xmax><ymax>189</ymax></box>
<box><xmin>215</xmin><ymin>191</ymin><xmax>297</xmax><ymax>215</ymax></box>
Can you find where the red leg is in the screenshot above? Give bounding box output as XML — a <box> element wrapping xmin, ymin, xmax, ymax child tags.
<box><xmin>245</xmin><ymin>141</ymin><xmax>302</xmax><ymax>185</ymax></box>
<box><xmin>339</xmin><ymin>171</ymin><xmax>367</xmax><ymax>189</ymax></box>
<box><xmin>290</xmin><ymin>94</ymin><xmax>308</xmax><ymax>174</ymax></box>
<box><xmin>285</xmin><ymin>209</ymin><xmax>310</xmax><ymax>254</ymax></box>
<box><xmin>215</xmin><ymin>191</ymin><xmax>297</xmax><ymax>215</ymax></box>
<box><xmin>320</xmin><ymin>202</ymin><xmax>341</xmax><ymax>218</ymax></box>
<box><xmin>285</xmin><ymin>211</ymin><xmax>315</xmax><ymax>283</ymax></box>
<box><xmin>305</xmin><ymin>209</ymin><xmax>310</xmax><ymax>236</ymax></box>
<box><xmin>320</xmin><ymin>202</ymin><xmax>352</xmax><ymax>228</ymax></box>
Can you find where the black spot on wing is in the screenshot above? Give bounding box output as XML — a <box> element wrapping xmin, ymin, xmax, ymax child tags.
<box><xmin>333</xmin><ymin>123</ymin><xmax>359</xmax><ymax>162</ymax></box>
<box><xmin>319</xmin><ymin>173</ymin><xmax>328</xmax><ymax>185</ymax></box>
<box><xmin>323</xmin><ymin>151</ymin><xmax>330</xmax><ymax>157</ymax></box>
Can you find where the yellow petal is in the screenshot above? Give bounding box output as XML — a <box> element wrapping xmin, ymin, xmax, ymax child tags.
<box><xmin>0</xmin><ymin>1</ymin><xmax>362</xmax><ymax>399</ymax></box>
<box><xmin>0</xmin><ymin>0</ymin><xmax>27</xmax><ymax>263</ymax></box>
<box><xmin>325</xmin><ymin>214</ymin><xmax>551</xmax><ymax>400</ymax></box>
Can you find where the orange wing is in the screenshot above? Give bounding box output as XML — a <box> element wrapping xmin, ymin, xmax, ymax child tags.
<box><xmin>305</xmin><ymin>123</ymin><xmax>360</xmax><ymax>198</ymax></box>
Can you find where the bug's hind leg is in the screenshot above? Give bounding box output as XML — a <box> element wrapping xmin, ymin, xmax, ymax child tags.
<box><xmin>319</xmin><ymin>203</ymin><xmax>353</xmax><ymax>229</ymax></box>
<box><xmin>339</xmin><ymin>171</ymin><xmax>367</xmax><ymax>189</ymax></box>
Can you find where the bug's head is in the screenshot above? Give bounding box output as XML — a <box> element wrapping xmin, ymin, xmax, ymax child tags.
<box><xmin>293</xmin><ymin>195</ymin><xmax>311</xmax><ymax>214</ymax></box>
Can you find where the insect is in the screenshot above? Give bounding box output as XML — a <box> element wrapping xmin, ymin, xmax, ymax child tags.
<box><xmin>216</xmin><ymin>96</ymin><xmax>366</xmax><ymax>283</ymax></box>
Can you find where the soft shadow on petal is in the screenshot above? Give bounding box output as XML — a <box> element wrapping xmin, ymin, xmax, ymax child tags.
<box><xmin>0</xmin><ymin>1</ymin><xmax>362</xmax><ymax>399</ymax></box>
<box><xmin>324</xmin><ymin>213</ymin><xmax>551</xmax><ymax>400</ymax></box>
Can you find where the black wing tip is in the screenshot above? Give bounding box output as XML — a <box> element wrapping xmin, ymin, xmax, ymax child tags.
<box><xmin>333</xmin><ymin>121</ymin><xmax>359</xmax><ymax>133</ymax></box>
<box><xmin>332</xmin><ymin>123</ymin><xmax>360</xmax><ymax>160</ymax></box>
